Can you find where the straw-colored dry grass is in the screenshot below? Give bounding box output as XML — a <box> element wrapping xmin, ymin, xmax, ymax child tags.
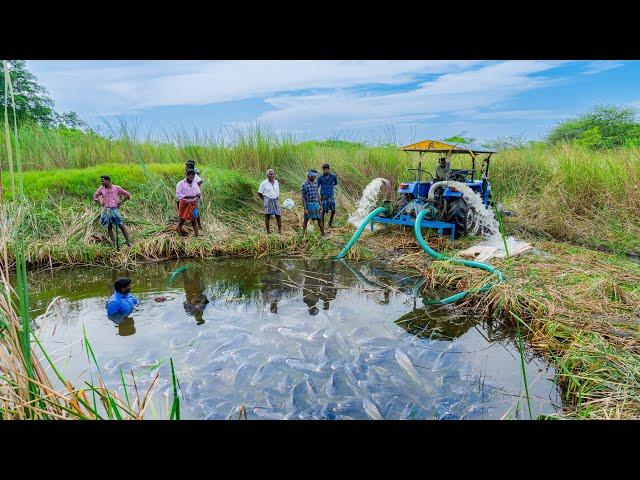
<box><xmin>391</xmin><ymin>237</ymin><xmax>640</xmax><ymax>419</ymax></box>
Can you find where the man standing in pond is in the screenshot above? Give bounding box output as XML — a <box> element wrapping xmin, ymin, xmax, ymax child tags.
<box><xmin>301</xmin><ymin>170</ymin><xmax>325</xmax><ymax>237</ymax></box>
<box><xmin>317</xmin><ymin>163</ymin><xmax>338</xmax><ymax>228</ymax></box>
<box><xmin>93</xmin><ymin>175</ymin><xmax>132</xmax><ymax>247</ymax></box>
<box><xmin>176</xmin><ymin>169</ymin><xmax>201</xmax><ymax>237</ymax></box>
<box><xmin>107</xmin><ymin>277</ymin><xmax>139</xmax><ymax>318</ymax></box>
<box><xmin>258</xmin><ymin>168</ymin><xmax>282</xmax><ymax>234</ymax></box>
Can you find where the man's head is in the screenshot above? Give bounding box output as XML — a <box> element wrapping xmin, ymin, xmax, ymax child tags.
<box><xmin>186</xmin><ymin>168</ymin><xmax>196</xmax><ymax>183</ymax></box>
<box><xmin>322</xmin><ymin>163</ymin><xmax>330</xmax><ymax>175</ymax></box>
<box><xmin>185</xmin><ymin>160</ymin><xmax>195</xmax><ymax>173</ymax></box>
<box><xmin>307</xmin><ymin>170</ymin><xmax>318</xmax><ymax>182</ymax></box>
<box><xmin>100</xmin><ymin>175</ymin><xmax>112</xmax><ymax>187</ymax></box>
<box><xmin>114</xmin><ymin>277</ymin><xmax>132</xmax><ymax>295</ymax></box>
<box><xmin>439</xmin><ymin>157</ymin><xmax>448</xmax><ymax>167</ymax></box>
<box><xmin>267</xmin><ymin>168</ymin><xmax>275</xmax><ymax>180</ymax></box>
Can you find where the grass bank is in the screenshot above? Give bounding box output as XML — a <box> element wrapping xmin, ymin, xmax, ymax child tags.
<box><xmin>2</xmin><ymin>127</ymin><xmax>640</xmax><ymax>419</ymax></box>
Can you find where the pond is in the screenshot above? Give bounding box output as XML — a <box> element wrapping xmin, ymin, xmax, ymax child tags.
<box><xmin>27</xmin><ymin>258</ymin><xmax>561</xmax><ymax>420</ymax></box>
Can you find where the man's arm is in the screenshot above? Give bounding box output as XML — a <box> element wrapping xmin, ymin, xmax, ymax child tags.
<box><xmin>258</xmin><ymin>182</ymin><xmax>265</xmax><ymax>200</ymax></box>
<box><xmin>301</xmin><ymin>185</ymin><xmax>307</xmax><ymax>213</ymax></box>
<box><xmin>92</xmin><ymin>188</ymin><xmax>103</xmax><ymax>206</ymax></box>
<box><xmin>107</xmin><ymin>300</ymin><xmax>121</xmax><ymax>317</ymax></box>
<box><xmin>118</xmin><ymin>187</ymin><xmax>131</xmax><ymax>206</ymax></box>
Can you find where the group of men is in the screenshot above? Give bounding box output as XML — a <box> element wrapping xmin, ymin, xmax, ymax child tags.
<box><xmin>258</xmin><ymin>163</ymin><xmax>338</xmax><ymax>237</ymax></box>
<box><xmin>93</xmin><ymin>160</ymin><xmax>339</xmax><ymax>247</ymax></box>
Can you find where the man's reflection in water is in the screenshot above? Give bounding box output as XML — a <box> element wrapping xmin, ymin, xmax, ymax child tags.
<box><xmin>261</xmin><ymin>264</ymin><xmax>284</xmax><ymax>314</ymax></box>
<box><xmin>302</xmin><ymin>272</ymin><xmax>322</xmax><ymax>316</ymax></box>
<box><xmin>109</xmin><ymin>315</ymin><xmax>136</xmax><ymax>336</ymax></box>
<box><xmin>319</xmin><ymin>262</ymin><xmax>338</xmax><ymax>310</ymax></box>
<box><xmin>182</xmin><ymin>269</ymin><xmax>209</xmax><ymax>325</ymax></box>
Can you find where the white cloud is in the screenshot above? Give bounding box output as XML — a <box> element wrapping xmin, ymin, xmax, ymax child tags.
<box><xmin>24</xmin><ymin>60</ymin><xmax>578</xmax><ymax>142</ymax></box>
<box><xmin>583</xmin><ymin>61</ymin><xmax>624</xmax><ymax>75</ymax></box>
<box><xmin>27</xmin><ymin>60</ymin><xmax>482</xmax><ymax>116</ymax></box>
<box><xmin>260</xmin><ymin>61</ymin><xmax>566</xmax><ymax>128</ymax></box>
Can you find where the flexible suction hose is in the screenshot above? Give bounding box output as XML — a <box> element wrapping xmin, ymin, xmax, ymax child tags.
<box><xmin>413</xmin><ymin>208</ymin><xmax>504</xmax><ymax>304</ymax></box>
<box><xmin>335</xmin><ymin>206</ymin><xmax>504</xmax><ymax>305</ymax></box>
<box><xmin>335</xmin><ymin>207</ymin><xmax>386</xmax><ymax>259</ymax></box>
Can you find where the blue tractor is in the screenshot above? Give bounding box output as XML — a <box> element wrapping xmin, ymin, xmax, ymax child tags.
<box><xmin>370</xmin><ymin>139</ymin><xmax>497</xmax><ymax>240</ymax></box>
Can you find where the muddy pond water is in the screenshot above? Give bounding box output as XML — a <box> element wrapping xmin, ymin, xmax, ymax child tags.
<box><xmin>27</xmin><ymin>258</ymin><xmax>561</xmax><ymax>420</ymax></box>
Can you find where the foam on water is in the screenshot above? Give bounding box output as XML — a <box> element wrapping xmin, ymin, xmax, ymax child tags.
<box><xmin>348</xmin><ymin>178</ymin><xmax>386</xmax><ymax>227</ymax></box>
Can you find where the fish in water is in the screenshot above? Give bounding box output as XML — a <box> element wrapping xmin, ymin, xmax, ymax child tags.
<box><xmin>253</xmin><ymin>408</ymin><xmax>286</xmax><ymax>420</ymax></box>
<box><xmin>286</xmin><ymin>358</ymin><xmax>322</xmax><ymax>374</ymax></box>
<box><xmin>251</xmin><ymin>362</ymin><xmax>269</xmax><ymax>386</ymax></box>
<box><xmin>362</xmin><ymin>398</ymin><xmax>383</xmax><ymax>420</ymax></box>
<box><xmin>316</xmin><ymin>341</ymin><xmax>329</xmax><ymax>364</ymax></box>
<box><xmin>325</xmin><ymin>371</ymin><xmax>339</xmax><ymax>398</ymax></box>
<box><xmin>286</xmin><ymin>381</ymin><xmax>310</xmax><ymax>413</ymax></box>
<box><xmin>233</xmin><ymin>362</ymin><xmax>253</xmax><ymax>387</ymax></box>
<box><xmin>395</xmin><ymin>349</ymin><xmax>422</xmax><ymax>385</ymax></box>
<box><xmin>277</xmin><ymin>374</ymin><xmax>292</xmax><ymax>395</ymax></box>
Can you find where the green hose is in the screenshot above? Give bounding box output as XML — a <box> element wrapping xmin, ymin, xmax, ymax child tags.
<box><xmin>335</xmin><ymin>207</ymin><xmax>386</xmax><ymax>259</ymax></box>
<box><xmin>413</xmin><ymin>209</ymin><xmax>504</xmax><ymax>304</ymax></box>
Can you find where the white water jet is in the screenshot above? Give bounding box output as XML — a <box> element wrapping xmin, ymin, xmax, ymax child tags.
<box><xmin>427</xmin><ymin>181</ymin><xmax>530</xmax><ymax>257</ymax></box>
<box><xmin>348</xmin><ymin>178</ymin><xmax>386</xmax><ymax>227</ymax></box>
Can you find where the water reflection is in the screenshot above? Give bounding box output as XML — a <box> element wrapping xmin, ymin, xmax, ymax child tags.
<box><xmin>27</xmin><ymin>257</ymin><xmax>560</xmax><ymax>420</ymax></box>
<box><xmin>182</xmin><ymin>269</ymin><xmax>209</xmax><ymax>325</ymax></box>
<box><xmin>110</xmin><ymin>316</ymin><xmax>136</xmax><ymax>336</ymax></box>
<box><xmin>394</xmin><ymin>307</ymin><xmax>477</xmax><ymax>341</ymax></box>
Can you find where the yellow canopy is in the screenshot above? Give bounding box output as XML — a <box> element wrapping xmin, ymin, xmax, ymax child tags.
<box><xmin>401</xmin><ymin>140</ymin><xmax>496</xmax><ymax>155</ymax></box>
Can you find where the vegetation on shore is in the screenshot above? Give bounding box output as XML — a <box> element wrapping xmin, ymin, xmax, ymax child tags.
<box><xmin>2</xmin><ymin>97</ymin><xmax>640</xmax><ymax>419</ymax></box>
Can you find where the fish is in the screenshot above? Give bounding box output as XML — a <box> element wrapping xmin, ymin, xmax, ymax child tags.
<box><xmin>325</xmin><ymin>371</ymin><xmax>339</xmax><ymax>398</ymax></box>
<box><xmin>395</xmin><ymin>348</ymin><xmax>422</xmax><ymax>385</ymax></box>
<box><xmin>432</xmin><ymin>350</ymin><xmax>448</xmax><ymax>370</ymax></box>
<box><xmin>285</xmin><ymin>358</ymin><xmax>322</xmax><ymax>374</ymax></box>
<box><xmin>253</xmin><ymin>408</ymin><xmax>286</xmax><ymax>420</ymax></box>
<box><xmin>362</xmin><ymin>397</ymin><xmax>383</xmax><ymax>420</ymax></box>
<box><xmin>233</xmin><ymin>363</ymin><xmax>252</xmax><ymax>387</ymax></box>
<box><xmin>276</xmin><ymin>373</ymin><xmax>292</xmax><ymax>396</ymax></box>
<box><xmin>286</xmin><ymin>381</ymin><xmax>310</xmax><ymax>413</ymax></box>
<box><xmin>316</xmin><ymin>341</ymin><xmax>329</xmax><ymax>364</ymax></box>
<box><xmin>211</xmin><ymin>333</ymin><xmax>248</xmax><ymax>355</ymax></box>
<box><xmin>250</xmin><ymin>363</ymin><xmax>269</xmax><ymax>386</ymax></box>
<box><xmin>365</xmin><ymin>347</ymin><xmax>394</xmax><ymax>365</ymax></box>
<box><xmin>335</xmin><ymin>398</ymin><xmax>360</xmax><ymax>415</ymax></box>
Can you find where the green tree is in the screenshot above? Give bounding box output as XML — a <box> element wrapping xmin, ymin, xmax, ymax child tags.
<box><xmin>443</xmin><ymin>133</ymin><xmax>476</xmax><ymax>144</ymax></box>
<box><xmin>1</xmin><ymin>60</ymin><xmax>85</xmax><ymax>129</ymax></box>
<box><xmin>547</xmin><ymin>105</ymin><xmax>640</xmax><ymax>148</ymax></box>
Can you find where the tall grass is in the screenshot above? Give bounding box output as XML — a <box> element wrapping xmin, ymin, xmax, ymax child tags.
<box><xmin>1</xmin><ymin>72</ymin><xmax>178</xmax><ymax>420</ymax></box>
<box><xmin>2</xmin><ymin>123</ymin><xmax>639</xmax><ymax>268</ymax></box>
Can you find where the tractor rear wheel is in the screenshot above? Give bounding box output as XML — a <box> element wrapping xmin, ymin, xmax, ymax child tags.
<box><xmin>446</xmin><ymin>198</ymin><xmax>469</xmax><ymax>239</ymax></box>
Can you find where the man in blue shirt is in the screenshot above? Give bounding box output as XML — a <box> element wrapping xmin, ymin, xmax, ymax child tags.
<box><xmin>317</xmin><ymin>163</ymin><xmax>338</xmax><ymax>228</ymax></box>
<box><xmin>107</xmin><ymin>277</ymin><xmax>139</xmax><ymax>319</ymax></box>
<box><xmin>301</xmin><ymin>170</ymin><xmax>326</xmax><ymax>237</ymax></box>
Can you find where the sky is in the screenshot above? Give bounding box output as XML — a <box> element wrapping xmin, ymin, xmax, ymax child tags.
<box><xmin>26</xmin><ymin>60</ymin><xmax>640</xmax><ymax>145</ymax></box>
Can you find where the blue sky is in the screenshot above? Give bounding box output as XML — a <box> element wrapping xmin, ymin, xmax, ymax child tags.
<box><xmin>27</xmin><ymin>60</ymin><xmax>640</xmax><ymax>145</ymax></box>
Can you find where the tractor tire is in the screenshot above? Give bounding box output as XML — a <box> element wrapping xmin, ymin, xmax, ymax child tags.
<box><xmin>446</xmin><ymin>198</ymin><xmax>469</xmax><ymax>239</ymax></box>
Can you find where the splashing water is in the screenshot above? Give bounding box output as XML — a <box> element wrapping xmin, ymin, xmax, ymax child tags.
<box><xmin>428</xmin><ymin>181</ymin><xmax>500</xmax><ymax>239</ymax></box>
<box><xmin>427</xmin><ymin>181</ymin><xmax>530</xmax><ymax>256</ymax></box>
<box><xmin>348</xmin><ymin>178</ymin><xmax>386</xmax><ymax>227</ymax></box>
